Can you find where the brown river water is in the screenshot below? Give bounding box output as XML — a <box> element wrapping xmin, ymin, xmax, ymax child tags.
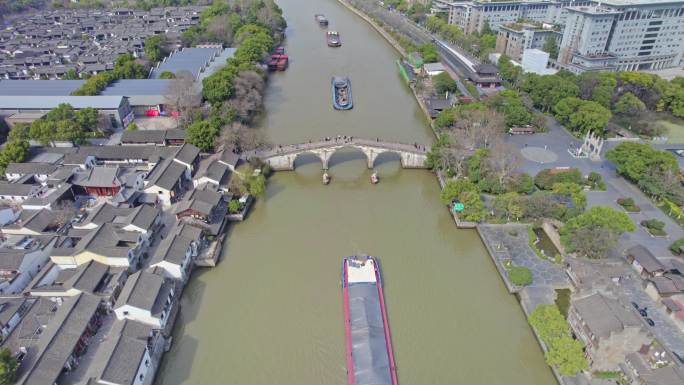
<box><xmin>155</xmin><ymin>0</ymin><xmax>556</xmax><ymax>384</ymax></box>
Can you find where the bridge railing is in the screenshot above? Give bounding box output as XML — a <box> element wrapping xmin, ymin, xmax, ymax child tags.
<box><xmin>249</xmin><ymin>136</ymin><xmax>430</xmax><ymax>158</ymax></box>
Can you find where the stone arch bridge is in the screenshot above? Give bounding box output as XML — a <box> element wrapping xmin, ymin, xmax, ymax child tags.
<box><xmin>249</xmin><ymin>137</ymin><xmax>430</xmax><ymax>171</ymax></box>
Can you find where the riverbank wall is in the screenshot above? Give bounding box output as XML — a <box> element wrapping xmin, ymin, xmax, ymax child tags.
<box><xmin>339</xmin><ymin>2</ymin><xmax>566</xmax><ymax>384</ymax></box>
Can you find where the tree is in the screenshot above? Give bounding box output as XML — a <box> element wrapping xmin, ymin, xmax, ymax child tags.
<box><xmin>554</xmin><ymin>98</ymin><xmax>611</xmax><ymax>136</ymax></box>
<box><xmin>216</xmin><ymin>121</ymin><xmax>269</xmax><ymax>153</ymax></box>
<box><xmin>158</xmin><ymin>71</ymin><xmax>176</xmax><ymax>79</ymax></box>
<box><xmin>45</xmin><ymin>103</ymin><xmax>75</xmax><ymax>121</ymax></box>
<box><xmin>513</xmin><ymin>173</ymin><xmax>534</xmax><ymax>194</ymax></box>
<box><xmin>606</xmin><ymin>142</ymin><xmax>679</xmax><ymax>184</ymax></box>
<box><xmin>434</xmin><ymin>108</ymin><xmax>455</xmax><ymax>129</ymax></box>
<box><xmin>55</xmin><ymin>120</ymin><xmax>86</xmax><ymax>144</ymax></box>
<box><xmin>455</xmin><ymin>108</ymin><xmax>505</xmax><ymax>150</ymax></box>
<box><xmin>542</xmin><ymin>36</ymin><xmax>558</xmax><ymax>59</ymax></box>
<box><xmin>440</xmin><ymin>179</ymin><xmax>478</xmax><ymax>205</ymax></box>
<box><xmin>164</xmin><ymin>70</ymin><xmax>202</xmax><ymax>127</ymax></box>
<box><xmin>488</xmin><ymin>89</ymin><xmax>531</xmax><ymax>127</ymax></box>
<box><xmin>63</xmin><ymin>69</ymin><xmax>80</xmax><ymax>80</ymax></box>
<box><xmin>0</xmin><ymin>347</ymin><xmax>17</xmax><ymax>385</ymax></box>
<box><xmin>127</xmin><ymin>123</ymin><xmax>139</xmax><ymax>131</ymax></box>
<box><xmin>485</xmin><ymin>140</ymin><xmax>521</xmax><ymax>187</ymax></box>
<box><xmin>493</xmin><ymin>192</ymin><xmax>524</xmax><ymax>221</ymax></box>
<box><xmin>113</xmin><ymin>53</ymin><xmax>148</xmax><ymax>79</ymax></box>
<box><xmin>74</xmin><ymin>108</ymin><xmax>98</xmax><ymax>130</ymax></box>
<box><xmin>8</xmin><ymin>123</ymin><xmax>29</xmax><ymax>142</ymax></box>
<box><xmin>508</xmin><ymin>266</ymin><xmax>532</xmax><ymax>286</ymax></box>
<box><xmin>186</xmin><ymin>120</ymin><xmax>220</xmax><ymax>151</ymax></box>
<box><xmin>522</xmin><ymin>73</ymin><xmax>579</xmax><ymax>112</ymax></box>
<box><xmin>228</xmin><ymin>199</ymin><xmax>241</xmax><ymax>213</ymax></box>
<box><xmin>144</xmin><ymin>34</ymin><xmax>168</xmax><ymax>62</ymax></box>
<box><xmin>534</xmin><ymin>168</ymin><xmax>583</xmax><ymax>190</ymax></box>
<box><xmin>529</xmin><ymin>304</ymin><xmax>588</xmax><ymax>377</ymax></box>
<box><xmin>432</xmin><ymin>72</ymin><xmax>458</xmax><ymax>95</ymax></box>
<box><xmin>614</xmin><ymin>92</ymin><xmax>646</xmax><ymax>116</ymax></box>
<box><xmin>553</xmin><ymin>97</ymin><xmax>583</xmax><ymax>126</ymax></box>
<box><xmin>545</xmin><ymin>334</ymin><xmax>589</xmax><ymax>376</ymax></box>
<box><xmin>225</xmin><ymin>70</ymin><xmax>265</xmax><ymax>123</ymax></box>
<box><xmin>202</xmin><ymin>69</ymin><xmax>235</xmax><ymax>106</ymax></box>
<box><xmin>0</xmin><ymin>140</ymin><xmax>29</xmax><ymax>174</ymax></box>
<box><xmin>638</xmin><ymin>166</ymin><xmax>684</xmax><ymax>205</ymax></box>
<box><xmin>28</xmin><ymin>120</ymin><xmax>54</xmax><ymax>145</ymax></box>
<box><xmin>418</xmin><ymin>43</ymin><xmax>438</xmax><ymax>63</ymax></box>
<box><xmin>234</xmin><ymin>164</ymin><xmax>266</xmax><ymax>197</ymax></box>
<box><xmin>561</xmin><ymin>206</ymin><xmax>635</xmax><ymax>258</ymax></box>
<box><xmin>440</xmin><ymin>179</ymin><xmax>485</xmax><ymax>222</ymax></box>
<box><xmin>498</xmin><ymin>54</ymin><xmax>523</xmax><ymax>85</ymax></box>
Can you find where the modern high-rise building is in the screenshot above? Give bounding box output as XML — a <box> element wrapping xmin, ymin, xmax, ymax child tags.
<box><xmin>560</xmin><ymin>1</ymin><xmax>684</xmax><ymax>72</ymax></box>
<box><xmin>432</xmin><ymin>0</ymin><xmax>684</xmax><ymax>72</ymax></box>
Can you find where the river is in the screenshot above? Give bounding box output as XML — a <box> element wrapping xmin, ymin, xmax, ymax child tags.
<box><xmin>155</xmin><ymin>0</ymin><xmax>556</xmax><ymax>384</ymax></box>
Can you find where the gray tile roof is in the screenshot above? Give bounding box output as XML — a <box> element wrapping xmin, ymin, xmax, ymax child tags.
<box><xmin>6</xmin><ymin>209</ymin><xmax>60</xmax><ymax>233</ymax></box>
<box><xmin>0</xmin><ymin>296</ymin><xmax>28</xmax><ymax>326</ymax></box>
<box><xmin>203</xmin><ymin>161</ymin><xmax>230</xmax><ymax>184</ymax></box>
<box><xmin>120</xmin><ymin>129</ymin><xmax>187</xmax><ymax>145</ymax></box>
<box><xmin>0</xmin><ymin>80</ymin><xmax>85</xmax><ymax>96</ymax></box>
<box><xmin>145</xmin><ymin>158</ymin><xmax>186</xmax><ymax>190</ymax></box>
<box><xmin>152</xmin><ymin>225</ymin><xmax>194</xmax><ymax>265</ymax></box>
<box><xmin>626</xmin><ymin>245</ymin><xmax>665</xmax><ymax>273</ymax></box>
<box><xmin>572</xmin><ymin>293</ymin><xmax>642</xmax><ymax>340</ymax></box>
<box><xmin>16</xmin><ymin>293</ymin><xmax>100</xmax><ymax>385</ymax></box>
<box><xmin>0</xmin><ymin>183</ymin><xmax>36</xmax><ymax>197</ymax></box>
<box><xmin>99</xmin><ymin>331</ymin><xmax>148</xmax><ymax>385</ymax></box>
<box><xmin>101</xmin><ymin>79</ymin><xmax>172</xmax><ymax>96</ymax></box>
<box><xmin>92</xmin><ymin>319</ymin><xmax>153</xmax><ymax>385</ymax></box>
<box><xmin>76</xmin><ymin>223</ymin><xmax>140</xmax><ymax>260</ymax></box>
<box><xmin>114</xmin><ymin>270</ymin><xmax>171</xmax><ymax>316</ymax></box>
<box><xmin>174</xmin><ymin>143</ymin><xmax>199</xmax><ymax>165</ymax></box>
<box><xmin>5</xmin><ymin>162</ymin><xmax>57</xmax><ymax>175</ymax></box>
<box><xmin>121</xmin><ymin>204</ymin><xmax>159</xmax><ymax>231</ymax></box>
<box><xmin>174</xmin><ymin>187</ymin><xmax>222</xmax><ymax>217</ymax></box>
<box><xmin>70</xmin><ymin>166</ymin><xmax>123</xmax><ymax>188</ymax></box>
<box><xmin>0</xmin><ymin>96</ymin><xmax>125</xmax><ymax>110</ymax></box>
<box><xmin>218</xmin><ymin>149</ymin><xmax>239</xmax><ymax>168</ymax></box>
<box><xmin>149</xmin><ymin>47</ymin><xmax>221</xmax><ymax>79</ymax></box>
<box><xmin>0</xmin><ymin>249</ymin><xmax>29</xmax><ymax>271</ymax></box>
<box><xmin>120</xmin><ymin>130</ymin><xmax>166</xmax><ymax>145</ymax></box>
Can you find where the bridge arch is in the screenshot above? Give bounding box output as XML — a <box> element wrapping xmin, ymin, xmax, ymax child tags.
<box><xmin>292</xmin><ymin>151</ymin><xmax>325</xmax><ymax>169</ymax></box>
<box><xmin>327</xmin><ymin>145</ymin><xmax>369</xmax><ymax>169</ymax></box>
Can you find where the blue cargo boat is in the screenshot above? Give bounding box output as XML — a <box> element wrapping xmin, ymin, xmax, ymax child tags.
<box><xmin>332</xmin><ymin>76</ymin><xmax>353</xmax><ymax>110</ymax></box>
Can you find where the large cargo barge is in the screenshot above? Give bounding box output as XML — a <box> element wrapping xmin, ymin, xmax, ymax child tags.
<box><xmin>342</xmin><ymin>256</ymin><xmax>398</xmax><ymax>385</ymax></box>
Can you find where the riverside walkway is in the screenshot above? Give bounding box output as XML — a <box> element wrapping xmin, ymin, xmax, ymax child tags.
<box><xmin>247</xmin><ymin>136</ymin><xmax>430</xmax><ymax>170</ymax></box>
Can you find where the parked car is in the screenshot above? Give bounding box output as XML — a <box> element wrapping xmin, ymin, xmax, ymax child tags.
<box><xmin>646</xmin><ymin>318</ymin><xmax>655</xmax><ymax>327</ymax></box>
<box><xmin>631</xmin><ymin>302</ymin><xmax>639</xmax><ymax>309</ymax></box>
<box><xmin>639</xmin><ymin>309</ymin><xmax>648</xmax><ymax>317</ymax></box>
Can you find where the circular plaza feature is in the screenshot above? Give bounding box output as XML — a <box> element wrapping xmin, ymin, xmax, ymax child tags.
<box><xmin>521</xmin><ymin>146</ymin><xmax>558</xmax><ymax>164</ymax></box>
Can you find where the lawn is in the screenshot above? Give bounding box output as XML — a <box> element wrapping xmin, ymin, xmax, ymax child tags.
<box><xmin>608</xmin><ymin>111</ymin><xmax>684</xmax><ymax>143</ymax></box>
<box><xmin>659</xmin><ymin>119</ymin><xmax>684</xmax><ymax>144</ymax></box>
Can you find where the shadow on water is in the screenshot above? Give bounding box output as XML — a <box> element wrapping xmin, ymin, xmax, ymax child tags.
<box><xmin>327</xmin><ymin>147</ymin><xmax>367</xmax><ymax>168</ymax></box>
<box><xmin>155</xmin><ymin>335</ymin><xmax>199</xmax><ymax>385</ymax></box>
<box><xmin>373</xmin><ymin>151</ymin><xmax>401</xmax><ymax>168</ymax></box>
<box><xmin>293</xmin><ymin>152</ymin><xmax>323</xmax><ymax>169</ymax></box>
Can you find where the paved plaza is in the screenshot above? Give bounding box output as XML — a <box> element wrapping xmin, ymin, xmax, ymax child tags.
<box><xmin>479</xmin><ymin>224</ymin><xmax>570</xmax><ymax>289</ymax></box>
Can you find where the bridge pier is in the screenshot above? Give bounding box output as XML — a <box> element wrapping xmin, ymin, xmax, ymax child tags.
<box><xmin>363</xmin><ymin>148</ymin><xmax>380</xmax><ymax>169</ymax></box>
